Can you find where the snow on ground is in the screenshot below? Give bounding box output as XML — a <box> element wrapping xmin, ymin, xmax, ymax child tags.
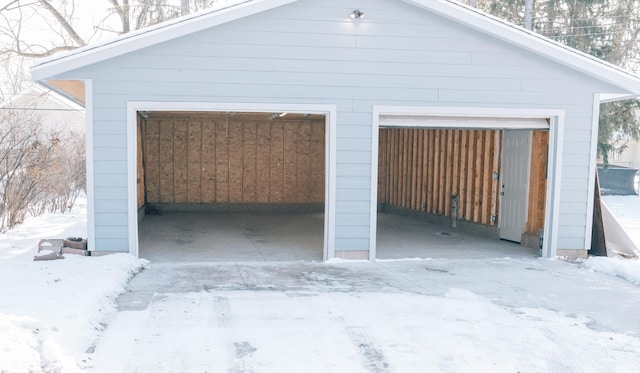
<box><xmin>0</xmin><ymin>198</ymin><xmax>146</xmax><ymax>372</ymax></box>
<box><xmin>583</xmin><ymin>257</ymin><xmax>640</xmax><ymax>285</ymax></box>
<box><xmin>602</xmin><ymin>194</ymin><xmax>640</xmax><ymax>249</ymax></box>
<box><xmin>88</xmin><ymin>289</ymin><xmax>640</xmax><ymax>372</ymax></box>
<box><xmin>591</xmin><ymin>195</ymin><xmax>640</xmax><ymax>285</ymax></box>
<box><xmin>0</xmin><ymin>198</ymin><xmax>87</xmax><ymax>261</ymax></box>
<box><xmin>2</xmin><ymin>195</ymin><xmax>640</xmax><ymax>372</ymax></box>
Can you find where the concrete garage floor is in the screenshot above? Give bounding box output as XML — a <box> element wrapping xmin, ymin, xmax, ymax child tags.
<box><xmin>139</xmin><ymin>212</ymin><xmax>536</xmax><ymax>262</ymax></box>
<box><xmin>139</xmin><ymin>212</ymin><xmax>325</xmax><ymax>262</ymax></box>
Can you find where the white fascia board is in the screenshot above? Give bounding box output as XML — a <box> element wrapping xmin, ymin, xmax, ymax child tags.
<box><xmin>405</xmin><ymin>0</ymin><xmax>640</xmax><ymax>96</ymax></box>
<box><xmin>599</xmin><ymin>93</ymin><xmax>640</xmax><ymax>103</ymax></box>
<box><xmin>31</xmin><ymin>0</ymin><xmax>296</xmax><ymax>81</ymax></box>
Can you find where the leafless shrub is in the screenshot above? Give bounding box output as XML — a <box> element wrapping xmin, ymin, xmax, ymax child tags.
<box><xmin>0</xmin><ymin>109</ymin><xmax>85</xmax><ymax>232</ymax></box>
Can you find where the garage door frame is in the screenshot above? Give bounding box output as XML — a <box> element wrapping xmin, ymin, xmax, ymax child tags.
<box><xmin>126</xmin><ymin>101</ymin><xmax>337</xmax><ymax>260</ymax></box>
<box><xmin>370</xmin><ymin>106</ymin><xmax>565</xmax><ymax>260</ymax></box>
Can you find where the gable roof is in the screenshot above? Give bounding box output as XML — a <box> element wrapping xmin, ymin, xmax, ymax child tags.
<box><xmin>31</xmin><ymin>0</ymin><xmax>640</xmax><ymax>101</ymax></box>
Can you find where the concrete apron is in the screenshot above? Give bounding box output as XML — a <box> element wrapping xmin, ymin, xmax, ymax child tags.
<box><xmin>117</xmin><ymin>257</ymin><xmax>640</xmax><ymax>338</ymax></box>
<box><xmin>138</xmin><ymin>212</ymin><xmax>537</xmax><ymax>262</ymax></box>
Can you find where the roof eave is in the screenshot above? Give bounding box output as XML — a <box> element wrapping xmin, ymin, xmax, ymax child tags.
<box><xmin>405</xmin><ymin>0</ymin><xmax>640</xmax><ymax>96</ymax></box>
<box><xmin>31</xmin><ymin>0</ymin><xmax>640</xmax><ymax>98</ymax></box>
<box><xmin>599</xmin><ymin>93</ymin><xmax>640</xmax><ymax>103</ymax></box>
<box><xmin>31</xmin><ymin>0</ymin><xmax>296</xmax><ymax>81</ymax></box>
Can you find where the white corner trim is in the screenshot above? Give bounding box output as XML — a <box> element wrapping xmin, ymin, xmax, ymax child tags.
<box><xmin>584</xmin><ymin>94</ymin><xmax>601</xmax><ymax>252</ymax></box>
<box><xmin>126</xmin><ymin>101</ymin><xmax>337</xmax><ymax>260</ymax></box>
<box><xmin>371</xmin><ymin>105</ymin><xmax>563</xmax><ymax>259</ymax></box>
<box><xmin>85</xmin><ymin>80</ymin><xmax>95</xmax><ymax>252</ymax></box>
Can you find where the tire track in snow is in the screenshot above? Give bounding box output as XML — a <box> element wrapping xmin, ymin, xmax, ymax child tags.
<box><xmin>212</xmin><ymin>295</ymin><xmax>258</xmax><ymax>373</ymax></box>
<box><xmin>214</xmin><ymin>296</ymin><xmax>233</xmax><ymax>328</ymax></box>
<box><xmin>347</xmin><ymin>327</ymin><xmax>391</xmax><ymax>373</ymax></box>
<box><xmin>531</xmin><ymin>317</ymin><xmax>622</xmax><ymax>373</ymax></box>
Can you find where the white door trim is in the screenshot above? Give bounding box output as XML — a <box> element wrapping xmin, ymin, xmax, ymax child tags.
<box><xmin>371</xmin><ymin>106</ymin><xmax>564</xmax><ymax>259</ymax></box>
<box><xmin>126</xmin><ymin>102</ymin><xmax>337</xmax><ymax>260</ymax></box>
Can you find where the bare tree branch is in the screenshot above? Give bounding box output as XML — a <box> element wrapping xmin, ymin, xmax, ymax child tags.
<box><xmin>107</xmin><ymin>0</ymin><xmax>130</xmax><ymax>33</ymax></box>
<box><xmin>36</xmin><ymin>0</ymin><xmax>85</xmax><ymax>47</ymax></box>
<box><xmin>0</xmin><ymin>0</ymin><xmax>20</xmax><ymax>12</ymax></box>
<box><xmin>3</xmin><ymin>44</ymin><xmax>77</xmax><ymax>58</ymax></box>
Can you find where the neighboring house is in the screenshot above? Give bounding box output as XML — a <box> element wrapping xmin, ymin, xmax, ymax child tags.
<box><xmin>1</xmin><ymin>85</ymin><xmax>85</xmax><ymax>134</ymax></box>
<box><xmin>608</xmin><ymin>140</ymin><xmax>640</xmax><ymax>169</ymax></box>
<box><xmin>31</xmin><ymin>0</ymin><xmax>640</xmax><ymax>260</ymax></box>
<box><xmin>598</xmin><ymin>140</ymin><xmax>640</xmax><ymax>195</ymax></box>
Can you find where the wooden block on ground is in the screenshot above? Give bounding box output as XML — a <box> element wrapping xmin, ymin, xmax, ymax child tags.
<box><xmin>62</xmin><ymin>247</ymin><xmax>89</xmax><ymax>256</ymax></box>
<box><xmin>38</xmin><ymin>239</ymin><xmax>64</xmax><ymax>254</ymax></box>
<box><xmin>63</xmin><ymin>238</ymin><xmax>87</xmax><ymax>250</ymax></box>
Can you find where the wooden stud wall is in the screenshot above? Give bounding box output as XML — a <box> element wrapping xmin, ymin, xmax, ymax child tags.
<box><xmin>378</xmin><ymin>128</ymin><xmax>502</xmax><ymax>226</ymax></box>
<box><xmin>525</xmin><ymin>130</ymin><xmax>549</xmax><ymax>234</ymax></box>
<box><xmin>379</xmin><ymin>128</ymin><xmax>549</xmax><ymax>232</ymax></box>
<box><xmin>141</xmin><ymin>113</ymin><xmax>325</xmax><ymax>205</ymax></box>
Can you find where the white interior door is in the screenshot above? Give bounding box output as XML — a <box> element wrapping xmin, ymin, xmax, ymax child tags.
<box><xmin>499</xmin><ymin>130</ymin><xmax>532</xmax><ymax>242</ymax></box>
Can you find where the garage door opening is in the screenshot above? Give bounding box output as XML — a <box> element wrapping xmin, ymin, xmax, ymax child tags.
<box><xmin>375</xmin><ymin>126</ymin><xmax>549</xmax><ymax>259</ymax></box>
<box><xmin>135</xmin><ymin>111</ymin><xmax>328</xmax><ymax>262</ymax></box>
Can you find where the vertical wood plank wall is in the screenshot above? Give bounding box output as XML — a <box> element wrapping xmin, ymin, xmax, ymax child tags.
<box><xmin>378</xmin><ymin>128</ymin><xmax>502</xmax><ymax>226</ymax></box>
<box><xmin>525</xmin><ymin>130</ymin><xmax>549</xmax><ymax>234</ymax></box>
<box><xmin>378</xmin><ymin>128</ymin><xmax>548</xmax><ymax>233</ymax></box>
<box><xmin>140</xmin><ymin>113</ymin><xmax>325</xmax><ymax>205</ymax></box>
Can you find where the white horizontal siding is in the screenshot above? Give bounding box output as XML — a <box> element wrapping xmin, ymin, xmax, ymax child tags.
<box><xmin>61</xmin><ymin>0</ymin><xmax>621</xmax><ymax>253</ymax></box>
<box><xmin>94</xmin><ymin>237</ymin><xmax>128</xmax><ymax>251</ymax></box>
<box><xmin>336</xmin><ymin>176</ymin><xmax>371</xmax><ymax>189</ymax></box>
<box><xmin>336</xmin><ymin>138</ymin><xmax>371</xmax><ymax>151</ymax></box>
<box><xmin>335</xmin><ymin>213</ymin><xmax>370</xmax><ymax>226</ymax></box>
<box><xmin>335</xmin><ymin>238</ymin><xmax>369</xmax><ymax>249</ymax></box>
<box><xmin>94</xmin><ymin>213</ymin><xmax>128</xmax><ymax>226</ymax></box>
<box><xmin>94</xmin><ymin>187</ymin><xmax>128</xmax><ymax>200</ymax></box>
<box><xmin>336</xmin><ymin>164</ymin><xmax>371</xmax><ymax>177</ymax></box>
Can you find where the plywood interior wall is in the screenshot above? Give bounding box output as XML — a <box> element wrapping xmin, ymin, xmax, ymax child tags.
<box><xmin>378</xmin><ymin>128</ymin><xmax>502</xmax><ymax>226</ymax></box>
<box><xmin>140</xmin><ymin>112</ymin><xmax>325</xmax><ymax>205</ymax></box>
<box><xmin>524</xmin><ymin>130</ymin><xmax>549</xmax><ymax>234</ymax></box>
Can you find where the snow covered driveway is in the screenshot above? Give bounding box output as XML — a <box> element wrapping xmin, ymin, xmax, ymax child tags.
<box><xmin>87</xmin><ymin>258</ymin><xmax>640</xmax><ymax>372</ymax></box>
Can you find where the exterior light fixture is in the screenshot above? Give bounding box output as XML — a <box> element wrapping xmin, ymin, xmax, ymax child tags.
<box><xmin>351</xmin><ymin>9</ymin><xmax>364</xmax><ymax>19</ymax></box>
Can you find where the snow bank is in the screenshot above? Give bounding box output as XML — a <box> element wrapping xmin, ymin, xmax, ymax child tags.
<box><xmin>0</xmin><ymin>197</ymin><xmax>87</xmax><ymax>261</ymax></box>
<box><xmin>0</xmin><ymin>254</ymin><xmax>146</xmax><ymax>372</ymax></box>
<box><xmin>582</xmin><ymin>257</ymin><xmax>640</xmax><ymax>286</ymax></box>
<box><xmin>602</xmin><ymin>195</ymin><xmax>640</xmax><ymax>249</ymax></box>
